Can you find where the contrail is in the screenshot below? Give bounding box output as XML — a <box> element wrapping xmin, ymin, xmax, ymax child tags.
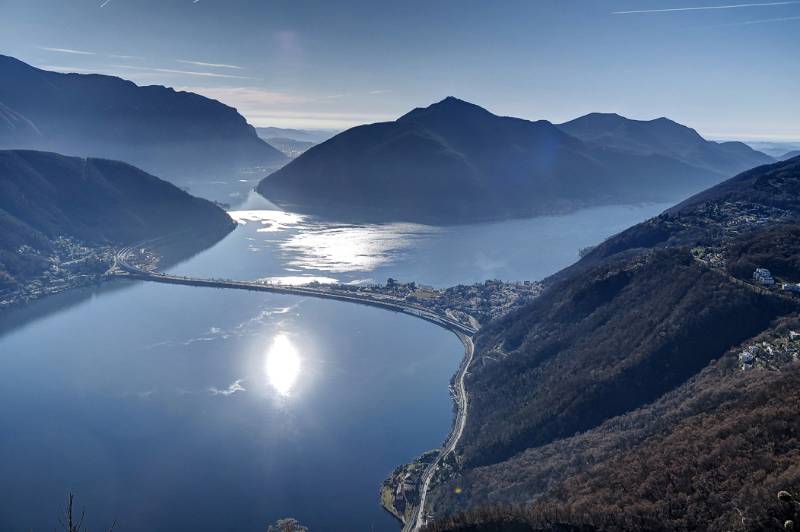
<box><xmin>691</xmin><ymin>13</ymin><xmax>800</xmax><ymax>26</ymax></box>
<box><xmin>614</xmin><ymin>1</ymin><xmax>800</xmax><ymax>14</ymax></box>
<box><xmin>99</xmin><ymin>0</ymin><xmax>112</xmax><ymax>7</ymax></box>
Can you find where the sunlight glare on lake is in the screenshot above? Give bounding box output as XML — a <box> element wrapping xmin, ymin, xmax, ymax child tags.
<box><xmin>265</xmin><ymin>334</ymin><xmax>301</xmax><ymax>396</ymax></box>
<box><xmin>282</xmin><ymin>223</ymin><xmax>439</xmax><ymax>272</ymax></box>
<box><xmin>229</xmin><ymin>210</ymin><xmax>306</xmax><ymax>233</ymax></box>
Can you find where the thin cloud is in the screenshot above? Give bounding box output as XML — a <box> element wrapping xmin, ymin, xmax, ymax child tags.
<box><xmin>108</xmin><ymin>54</ymin><xmax>143</xmax><ymax>60</ymax></box>
<box><xmin>209</xmin><ymin>379</ymin><xmax>246</xmax><ymax>397</ymax></box>
<box><xmin>99</xmin><ymin>0</ymin><xmax>112</xmax><ymax>6</ymax></box>
<box><xmin>180</xmin><ymin>86</ymin><xmax>393</xmax><ymax>129</ymax></box>
<box><xmin>177</xmin><ymin>59</ymin><xmax>243</xmax><ymax>70</ymax></box>
<box><xmin>153</xmin><ymin>67</ymin><xmax>252</xmax><ymax>79</ymax></box>
<box><xmin>613</xmin><ymin>1</ymin><xmax>800</xmax><ymax>14</ymax></box>
<box><xmin>369</xmin><ymin>89</ymin><xmax>390</xmax><ymax>95</ymax></box>
<box><xmin>39</xmin><ymin>65</ymin><xmax>101</xmax><ymax>74</ymax></box>
<box><xmin>688</xmin><ymin>13</ymin><xmax>800</xmax><ymax>26</ymax></box>
<box><xmin>243</xmin><ymin>110</ymin><xmax>395</xmax><ymax>129</ymax></box>
<box><xmin>111</xmin><ymin>64</ymin><xmax>254</xmax><ymax>79</ymax></box>
<box><xmin>183</xmin><ymin>86</ymin><xmax>310</xmax><ymax>105</ymax></box>
<box><xmin>39</xmin><ymin>46</ymin><xmax>95</xmax><ymax>55</ymax></box>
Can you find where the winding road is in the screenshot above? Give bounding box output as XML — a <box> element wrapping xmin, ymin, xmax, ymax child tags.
<box><xmin>110</xmin><ymin>246</ymin><xmax>477</xmax><ymax>530</ymax></box>
<box><xmin>406</xmin><ymin>332</ymin><xmax>474</xmax><ymax>532</ymax></box>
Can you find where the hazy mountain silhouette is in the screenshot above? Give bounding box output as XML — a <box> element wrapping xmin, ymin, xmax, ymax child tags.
<box><xmin>0</xmin><ymin>55</ymin><xmax>287</xmax><ymax>185</ymax></box>
<box><xmin>780</xmin><ymin>150</ymin><xmax>800</xmax><ymax>161</ymax></box>
<box><xmin>262</xmin><ymin>137</ymin><xmax>317</xmax><ymax>158</ymax></box>
<box><xmin>0</xmin><ymin>150</ymin><xmax>234</xmax><ymax>289</ymax></box>
<box><xmin>258</xmin><ymin>97</ymin><xmax>767</xmax><ymax>224</ymax></box>
<box><xmin>558</xmin><ymin>112</ymin><xmax>773</xmax><ymax>176</ymax></box>
<box><xmin>256</xmin><ymin>127</ymin><xmax>339</xmax><ymax>144</ymax></box>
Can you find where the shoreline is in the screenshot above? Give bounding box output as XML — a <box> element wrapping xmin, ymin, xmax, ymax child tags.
<box><xmin>408</xmin><ymin>332</ymin><xmax>474</xmax><ymax>531</ymax></box>
<box><xmin>382</xmin><ymin>331</ymin><xmax>475</xmax><ymax>532</ymax></box>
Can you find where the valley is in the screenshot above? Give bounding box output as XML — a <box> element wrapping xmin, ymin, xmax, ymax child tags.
<box><xmin>0</xmin><ymin>3</ymin><xmax>797</xmax><ymax>526</ymax></box>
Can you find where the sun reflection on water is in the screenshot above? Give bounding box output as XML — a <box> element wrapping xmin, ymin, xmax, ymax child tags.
<box><xmin>265</xmin><ymin>334</ymin><xmax>301</xmax><ymax>397</ymax></box>
<box><xmin>282</xmin><ymin>223</ymin><xmax>438</xmax><ymax>272</ymax></box>
<box><xmin>229</xmin><ymin>209</ymin><xmax>441</xmax><ymax>274</ymax></box>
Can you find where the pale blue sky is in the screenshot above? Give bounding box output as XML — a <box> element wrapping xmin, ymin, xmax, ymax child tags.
<box><xmin>1</xmin><ymin>0</ymin><xmax>797</xmax><ymax>138</ymax></box>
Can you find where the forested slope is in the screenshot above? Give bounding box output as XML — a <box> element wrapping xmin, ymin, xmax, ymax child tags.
<box><xmin>425</xmin><ymin>156</ymin><xmax>800</xmax><ymax>531</ymax></box>
<box><xmin>0</xmin><ymin>150</ymin><xmax>234</xmax><ymax>289</ymax></box>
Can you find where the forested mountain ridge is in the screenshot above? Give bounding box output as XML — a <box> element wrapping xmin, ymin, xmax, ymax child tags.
<box><xmin>0</xmin><ymin>150</ymin><xmax>235</xmax><ymax>292</ymax></box>
<box><xmin>257</xmin><ymin>97</ymin><xmax>759</xmax><ymax>224</ymax></box>
<box><xmin>558</xmin><ymin>112</ymin><xmax>773</xmax><ymax>177</ymax></box>
<box><xmin>0</xmin><ymin>55</ymin><xmax>287</xmax><ymax>184</ymax></box>
<box><xmin>425</xmin><ymin>156</ymin><xmax>800</xmax><ymax>531</ymax></box>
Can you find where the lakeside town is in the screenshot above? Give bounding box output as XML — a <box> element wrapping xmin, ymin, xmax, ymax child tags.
<box><xmin>274</xmin><ymin>277</ymin><xmax>544</xmax><ymax>327</ymax></box>
<box><xmin>2</xmin><ymin>238</ymin><xmax>544</xmax><ymax>333</ymax></box>
<box><xmin>0</xmin><ymin>237</ymin><xmax>115</xmax><ymax>311</ymax></box>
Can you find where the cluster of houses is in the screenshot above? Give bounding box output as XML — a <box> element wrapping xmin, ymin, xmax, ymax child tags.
<box><xmin>738</xmin><ymin>330</ymin><xmax>800</xmax><ymax>371</ymax></box>
<box><xmin>0</xmin><ymin>238</ymin><xmax>114</xmax><ymax>310</ymax></box>
<box><xmin>752</xmin><ymin>267</ymin><xmax>800</xmax><ymax>293</ymax></box>
<box><xmin>337</xmin><ymin>278</ymin><xmax>543</xmax><ymax>325</ymax></box>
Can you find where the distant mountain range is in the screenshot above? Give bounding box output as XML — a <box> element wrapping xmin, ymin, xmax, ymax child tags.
<box><xmin>742</xmin><ymin>139</ymin><xmax>800</xmax><ymax>159</ymax></box>
<box><xmin>262</xmin><ymin>137</ymin><xmax>317</xmax><ymax>158</ymax></box>
<box><xmin>558</xmin><ymin>111</ymin><xmax>772</xmax><ymax>177</ymax></box>
<box><xmin>256</xmin><ymin>127</ymin><xmax>339</xmax><ymax>158</ymax></box>
<box><xmin>256</xmin><ymin>127</ymin><xmax>339</xmax><ymax>144</ymax></box>
<box><xmin>780</xmin><ymin>149</ymin><xmax>800</xmax><ymax>161</ymax></box>
<box><xmin>426</xmin><ymin>155</ymin><xmax>800</xmax><ymax>531</ymax></box>
<box><xmin>0</xmin><ymin>150</ymin><xmax>234</xmax><ymax>290</ymax></box>
<box><xmin>257</xmin><ymin>97</ymin><xmax>773</xmax><ymax>224</ymax></box>
<box><xmin>0</xmin><ymin>55</ymin><xmax>287</xmax><ymax>185</ymax></box>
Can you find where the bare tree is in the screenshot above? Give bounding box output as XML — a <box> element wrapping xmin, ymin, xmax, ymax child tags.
<box><xmin>57</xmin><ymin>493</ymin><xmax>116</xmax><ymax>532</ymax></box>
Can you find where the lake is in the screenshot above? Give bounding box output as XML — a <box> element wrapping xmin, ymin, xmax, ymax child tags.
<box><xmin>0</xmin><ymin>196</ymin><xmax>669</xmax><ymax>531</ymax></box>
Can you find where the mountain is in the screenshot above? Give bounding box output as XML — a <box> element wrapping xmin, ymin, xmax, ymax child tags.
<box><xmin>744</xmin><ymin>140</ymin><xmax>800</xmax><ymax>159</ymax></box>
<box><xmin>424</xmin><ymin>156</ymin><xmax>800</xmax><ymax>531</ymax></box>
<box><xmin>0</xmin><ymin>150</ymin><xmax>235</xmax><ymax>290</ymax></box>
<box><xmin>0</xmin><ymin>55</ymin><xmax>287</xmax><ymax>185</ymax></box>
<box><xmin>780</xmin><ymin>150</ymin><xmax>800</xmax><ymax>161</ymax></box>
<box><xmin>255</xmin><ymin>127</ymin><xmax>339</xmax><ymax>144</ymax></box>
<box><xmin>257</xmin><ymin>97</ymin><xmax>766</xmax><ymax>224</ymax></box>
<box><xmin>558</xmin><ymin>112</ymin><xmax>773</xmax><ymax>177</ymax></box>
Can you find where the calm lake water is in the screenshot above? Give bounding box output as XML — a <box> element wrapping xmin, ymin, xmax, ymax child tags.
<box><xmin>0</xmin><ymin>195</ymin><xmax>669</xmax><ymax>531</ymax></box>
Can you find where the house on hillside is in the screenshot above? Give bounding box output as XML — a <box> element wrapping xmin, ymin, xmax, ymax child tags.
<box><xmin>753</xmin><ymin>268</ymin><xmax>775</xmax><ymax>286</ymax></box>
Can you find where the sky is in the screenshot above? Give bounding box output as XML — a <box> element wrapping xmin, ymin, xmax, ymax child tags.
<box><xmin>0</xmin><ymin>0</ymin><xmax>798</xmax><ymax>139</ymax></box>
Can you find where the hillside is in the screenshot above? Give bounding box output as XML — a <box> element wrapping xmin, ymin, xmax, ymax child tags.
<box><xmin>0</xmin><ymin>55</ymin><xmax>286</xmax><ymax>184</ymax></box>
<box><xmin>0</xmin><ymin>150</ymin><xmax>235</xmax><ymax>292</ymax></box>
<box><xmin>424</xmin><ymin>157</ymin><xmax>800</xmax><ymax>531</ymax></box>
<box><xmin>257</xmin><ymin>97</ymin><xmax>769</xmax><ymax>224</ymax></box>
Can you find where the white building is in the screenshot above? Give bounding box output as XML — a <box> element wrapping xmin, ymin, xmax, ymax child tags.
<box><xmin>753</xmin><ymin>268</ymin><xmax>775</xmax><ymax>286</ymax></box>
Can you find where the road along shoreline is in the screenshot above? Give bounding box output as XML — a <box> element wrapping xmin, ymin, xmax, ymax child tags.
<box><xmin>400</xmin><ymin>332</ymin><xmax>473</xmax><ymax>532</ymax></box>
